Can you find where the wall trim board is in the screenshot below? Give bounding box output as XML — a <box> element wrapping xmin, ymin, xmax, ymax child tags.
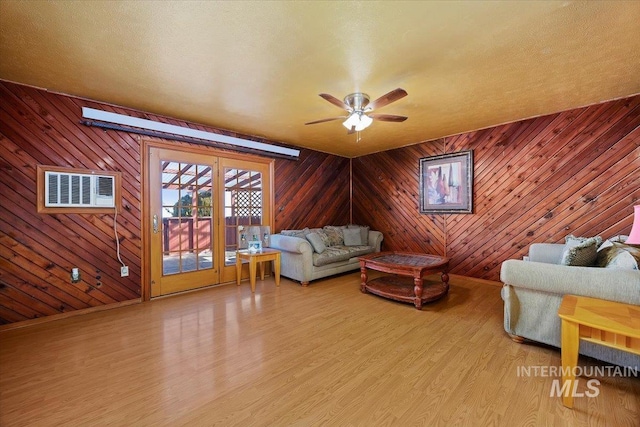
<box><xmin>82</xmin><ymin>107</ymin><xmax>300</xmax><ymax>159</ymax></box>
<box><xmin>0</xmin><ymin>299</ymin><xmax>141</xmax><ymax>332</ymax></box>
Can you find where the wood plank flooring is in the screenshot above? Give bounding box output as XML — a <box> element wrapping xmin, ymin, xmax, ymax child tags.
<box><xmin>0</xmin><ymin>273</ymin><xmax>638</xmax><ymax>426</ymax></box>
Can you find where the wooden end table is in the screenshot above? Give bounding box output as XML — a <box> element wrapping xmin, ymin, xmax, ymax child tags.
<box><xmin>359</xmin><ymin>251</ymin><xmax>450</xmax><ymax>310</ymax></box>
<box><xmin>236</xmin><ymin>248</ymin><xmax>281</xmax><ymax>293</ymax></box>
<box><xmin>557</xmin><ymin>294</ymin><xmax>640</xmax><ymax>408</ymax></box>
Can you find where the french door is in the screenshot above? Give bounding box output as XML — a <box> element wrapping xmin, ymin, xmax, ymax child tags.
<box><xmin>149</xmin><ymin>148</ymin><xmax>219</xmax><ymax>296</ymax></box>
<box><xmin>147</xmin><ymin>143</ymin><xmax>273</xmax><ymax>297</ymax></box>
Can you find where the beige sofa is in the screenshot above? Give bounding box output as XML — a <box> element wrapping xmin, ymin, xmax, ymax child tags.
<box><xmin>269</xmin><ymin>226</ymin><xmax>383</xmax><ymax>286</ymax></box>
<box><xmin>500</xmin><ymin>243</ymin><xmax>640</xmax><ymax>369</ymax></box>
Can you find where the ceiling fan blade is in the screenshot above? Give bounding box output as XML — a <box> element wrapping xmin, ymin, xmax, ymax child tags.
<box><xmin>305</xmin><ymin>116</ymin><xmax>347</xmax><ymax>125</ymax></box>
<box><xmin>369</xmin><ymin>114</ymin><xmax>408</xmax><ymax>122</ymax></box>
<box><xmin>319</xmin><ymin>93</ymin><xmax>350</xmax><ymax>110</ymax></box>
<box><xmin>368</xmin><ymin>88</ymin><xmax>407</xmax><ymax>110</ymax></box>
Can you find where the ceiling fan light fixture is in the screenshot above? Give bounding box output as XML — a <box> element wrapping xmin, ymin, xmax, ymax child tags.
<box><xmin>309</xmin><ymin>88</ymin><xmax>407</xmax><ymax>134</ymax></box>
<box><xmin>358</xmin><ymin>113</ymin><xmax>373</xmax><ymax>130</ymax></box>
<box><xmin>342</xmin><ymin>112</ymin><xmax>373</xmax><ymax>132</ymax></box>
<box><xmin>342</xmin><ymin>112</ymin><xmax>360</xmax><ymax>130</ymax></box>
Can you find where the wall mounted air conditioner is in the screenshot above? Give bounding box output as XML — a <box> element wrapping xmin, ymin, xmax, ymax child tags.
<box><xmin>44</xmin><ymin>171</ymin><xmax>115</xmax><ymax>208</ymax></box>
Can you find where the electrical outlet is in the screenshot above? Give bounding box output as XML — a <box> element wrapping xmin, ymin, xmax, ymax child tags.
<box><xmin>121</xmin><ymin>266</ymin><xmax>129</xmax><ymax>277</ymax></box>
<box><xmin>71</xmin><ymin>268</ymin><xmax>80</xmax><ymax>283</ymax></box>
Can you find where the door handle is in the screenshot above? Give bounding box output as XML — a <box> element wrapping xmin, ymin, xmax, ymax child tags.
<box><xmin>153</xmin><ymin>214</ymin><xmax>159</xmax><ymax>234</ymax></box>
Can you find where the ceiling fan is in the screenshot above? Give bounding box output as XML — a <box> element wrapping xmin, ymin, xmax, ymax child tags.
<box><xmin>305</xmin><ymin>88</ymin><xmax>408</xmax><ymax>134</ymax></box>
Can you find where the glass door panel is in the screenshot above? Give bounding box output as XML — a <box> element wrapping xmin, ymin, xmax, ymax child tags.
<box><xmin>224</xmin><ymin>168</ymin><xmax>263</xmax><ymax>266</ymax></box>
<box><xmin>161</xmin><ymin>162</ymin><xmax>214</xmax><ymax>275</ymax></box>
<box><xmin>219</xmin><ymin>158</ymin><xmax>271</xmax><ymax>283</ymax></box>
<box><xmin>150</xmin><ymin>148</ymin><xmax>218</xmax><ymax>297</ymax></box>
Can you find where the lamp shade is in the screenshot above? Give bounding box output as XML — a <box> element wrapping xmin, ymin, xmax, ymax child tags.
<box><xmin>342</xmin><ymin>112</ymin><xmax>374</xmax><ymax>132</ymax></box>
<box><xmin>342</xmin><ymin>113</ymin><xmax>359</xmax><ymax>130</ymax></box>
<box><xmin>356</xmin><ymin>114</ymin><xmax>373</xmax><ymax>131</ymax></box>
<box><xmin>627</xmin><ymin>205</ymin><xmax>640</xmax><ymax>244</ymax></box>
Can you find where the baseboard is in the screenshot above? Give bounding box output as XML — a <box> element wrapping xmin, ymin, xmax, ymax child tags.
<box><xmin>449</xmin><ymin>273</ymin><xmax>502</xmax><ymax>287</ymax></box>
<box><xmin>0</xmin><ymin>299</ymin><xmax>142</xmax><ymax>332</ymax></box>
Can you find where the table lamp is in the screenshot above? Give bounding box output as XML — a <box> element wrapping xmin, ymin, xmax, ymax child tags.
<box><xmin>627</xmin><ymin>205</ymin><xmax>640</xmax><ymax>244</ymax></box>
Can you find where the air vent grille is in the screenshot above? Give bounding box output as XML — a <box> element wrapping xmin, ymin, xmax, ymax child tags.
<box><xmin>44</xmin><ymin>171</ymin><xmax>115</xmax><ymax>208</ymax></box>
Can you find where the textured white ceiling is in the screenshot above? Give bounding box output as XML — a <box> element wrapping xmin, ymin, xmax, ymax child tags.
<box><xmin>1</xmin><ymin>1</ymin><xmax>639</xmax><ymax>157</ymax></box>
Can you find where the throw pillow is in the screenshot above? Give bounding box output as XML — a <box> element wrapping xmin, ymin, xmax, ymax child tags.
<box><xmin>560</xmin><ymin>235</ymin><xmax>602</xmax><ymax>266</ymax></box>
<box><xmin>347</xmin><ymin>224</ymin><xmax>370</xmax><ymax>245</ymax></box>
<box><xmin>313</xmin><ymin>229</ymin><xmax>331</xmax><ymax>247</ymax></box>
<box><xmin>281</xmin><ymin>228</ymin><xmax>309</xmax><ymax>238</ymax></box>
<box><xmin>343</xmin><ymin>228</ymin><xmax>363</xmax><ymax>246</ymax></box>
<box><xmin>597</xmin><ymin>239</ymin><xmax>613</xmax><ymax>252</ymax></box>
<box><xmin>306</xmin><ymin>233</ymin><xmax>327</xmax><ymax>253</ymax></box>
<box><xmin>323</xmin><ymin>226</ymin><xmax>345</xmax><ymax>246</ymax></box>
<box><xmin>595</xmin><ymin>242</ymin><xmax>640</xmax><ymax>270</ymax></box>
<box><xmin>611</xmin><ymin>235</ymin><xmax>629</xmax><ymax>243</ymax></box>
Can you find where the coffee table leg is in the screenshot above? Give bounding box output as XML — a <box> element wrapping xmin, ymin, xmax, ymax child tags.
<box><xmin>413</xmin><ymin>276</ymin><xmax>423</xmax><ymax>310</ymax></box>
<box><xmin>442</xmin><ymin>272</ymin><xmax>449</xmax><ymax>285</ymax></box>
<box><xmin>360</xmin><ymin>265</ymin><xmax>368</xmax><ymax>293</ymax></box>
<box><xmin>442</xmin><ymin>271</ymin><xmax>450</xmax><ymax>294</ymax></box>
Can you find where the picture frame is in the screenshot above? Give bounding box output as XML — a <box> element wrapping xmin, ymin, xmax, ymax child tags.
<box><xmin>237</xmin><ymin>225</ymin><xmax>270</xmax><ymax>249</ymax></box>
<box><xmin>419</xmin><ymin>150</ymin><xmax>473</xmax><ymax>214</ymax></box>
<box><xmin>247</xmin><ymin>240</ymin><xmax>262</xmax><ymax>253</ymax></box>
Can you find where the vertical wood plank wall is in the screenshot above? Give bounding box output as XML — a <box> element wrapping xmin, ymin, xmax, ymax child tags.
<box><xmin>0</xmin><ymin>81</ymin><xmax>346</xmax><ymax>324</ymax></box>
<box><xmin>353</xmin><ymin>95</ymin><xmax>640</xmax><ymax>281</ymax></box>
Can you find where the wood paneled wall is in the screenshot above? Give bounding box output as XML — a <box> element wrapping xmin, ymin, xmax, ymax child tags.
<box><xmin>1</xmin><ymin>82</ymin><xmax>142</xmax><ymax>325</ymax></box>
<box><xmin>274</xmin><ymin>150</ymin><xmax>349</xmax><ymax>231</ymax></box>
<box><xmin>0</xmin><ymin>81</ymin><xmax>344</xmax><ymax>324</ymax></box>
<box><xmin>354</xmin><ymin>95</ymin><xmax>640</xmax><ymax>281</ymax></box>
<box><xmin>1</xmin><ymin>78</ymin><xmax>637</xmax><ymax>324</ymax></box>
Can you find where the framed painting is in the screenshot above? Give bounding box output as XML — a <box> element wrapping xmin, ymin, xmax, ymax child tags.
<box><xmin>419</xmin><ymin>150</ymin><xmax>473</xmax><ymax>214</ymax></box>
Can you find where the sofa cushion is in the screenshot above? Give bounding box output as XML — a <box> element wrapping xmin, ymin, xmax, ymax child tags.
<box><xmin>312</xmin><ymin>245</ymin><xmax>374</xmax><ymax>267</ymax></box>
<box><xmin>595</xmin><ymin>242</ymin><xmax>640</xmax><ymax>270</ymax></box>
<box><xmin>347</xmin><ymin>224</ymin><xmax>370</xmax><ymax>245</ymax></box>
<box><xmin>323</xmin><ymin>226</ymin><xmax>345</xmax><ymax>246</ymax></box>
<box><xmin>308</xmin><ymin>228</ymin><xmax>331</xmax><ymax>247</ymax></box>
<box><xmin>343</xmin><ymin>228</ymin><xmax>363</xmax><ymax>246</ymax></box>
<box><xmin>306</xmin><ymin>232</ymin><xmax>327</xmax><ymax>254</ymax></box>
<box><xmin>560</xmin><ymin>235</ymin><xmax>602</xmax><ymax>266</ymax></box>
<box><xmin>281</xmin><ymin>228</ymin><xmax>309</xmax><ymax>238</ymax></box>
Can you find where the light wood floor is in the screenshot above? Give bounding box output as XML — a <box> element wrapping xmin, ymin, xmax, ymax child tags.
<box><xmin>1</xmin><ymin>273</ymin><xmax>638</xmax><ymax>426</ymax></box>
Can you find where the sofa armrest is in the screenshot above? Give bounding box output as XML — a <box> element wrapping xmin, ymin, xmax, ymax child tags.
<box><xmin>368</xmin><ymin>230</ymin><xmax>383</xmax><ymax>252</ymax></box>
<box><xmin>500</xmin><ymin>259</ymin><xmax>640</xmax><ymax>305</ymax></box>
<box><xmin>269</xmin><ymin>234</ymin><xmax>313</xmax><ymax>254</ymax></box>
<box><xmin>268</xmin><ymin>234</ymin><xmax>314</xmax><ymax>284</ymax></box>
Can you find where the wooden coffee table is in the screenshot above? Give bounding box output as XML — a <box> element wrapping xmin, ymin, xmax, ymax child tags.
<box><xmin>359</xmin><ymin>251</ymin><xmax>450</xmax><ymax>310</ymax></box>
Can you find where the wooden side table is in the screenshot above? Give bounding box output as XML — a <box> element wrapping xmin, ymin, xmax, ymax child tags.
<box><xmin>236</xmin><ymin>248</ymin><xmax>281</xmax><ymax>292</ymax></box>
<box><xmin>557</xmin><ymin>294</ymin><xmax>640</xmax><ymax>408</ymax></box>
